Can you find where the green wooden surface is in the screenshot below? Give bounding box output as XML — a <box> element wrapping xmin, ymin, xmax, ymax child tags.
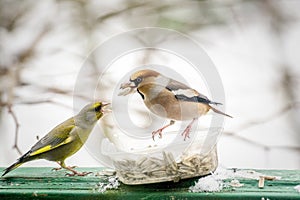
<box><xmin>0</xmin><ymin>167</ymin><xmax>299</xmax><ymax>200</ymax></box>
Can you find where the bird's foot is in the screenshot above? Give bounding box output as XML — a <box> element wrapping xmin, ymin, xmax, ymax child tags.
<box><xmin>181</xmin><ymin>118</ymin><xmax>197</xmax><ymax>141</ymax></box>
<box><xmin>52</xmin><ymin>165</ymin><xmax>77</xmax><ymax>171</ymax></box>
<box><xmin>151</xmin><ymin>120</ymin><xmax>175</xmax><ymax>141</ymax></box>
<box><xmin>52</xmin><ymin>167</ymin><xmax>62</xmax><ymax>171</ymax></box>
<box><xmin>181</xmin><ymin>124</ymin><xmax>194</xmax><ymax>141</ymax></box>
<box><xmin>181</xmin><ymin>126</ymin><xmax>192</xmax><ymax>141</ymax></box>
<box><xmin>152</xmin><ymin>129</ymin><xmax>163</xmax><ymax>141</ymax></box>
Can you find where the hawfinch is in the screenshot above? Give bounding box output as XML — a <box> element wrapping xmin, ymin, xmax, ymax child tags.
<box><xmin>118</xmin><ymin>69</ymin><xmax>232</xmax><ymax>140</ymax></box>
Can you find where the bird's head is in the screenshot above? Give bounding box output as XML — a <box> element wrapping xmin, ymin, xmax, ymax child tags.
<box><xmin>76</xmin><ymin>102</ymin><xmax>110</xmax><ymax>125</ymax></box>
<box><xmin>118</xmin><ymin>69</ymin><xmax>160</xmax><ymax>96</ymax></box>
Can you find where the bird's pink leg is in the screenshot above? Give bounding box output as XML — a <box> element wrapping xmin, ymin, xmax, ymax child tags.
<box><xmin>56</xmin><ymin>161</ymin><xmax>92</xmax><ymax>176</ymax></box>
<box><xmin>152</xmin><ymin>120</ymin><xmax>175</xmax><ymax>141</ymax></box>
<box><xmin>181</xmin><ymin>118</ymin><xmax>198</xmax><ymax>141</ymax></box>
<box><xmin>52</xmin><ymin>162</ymin><xmax>77</xmax><ymax>171</ymax></box>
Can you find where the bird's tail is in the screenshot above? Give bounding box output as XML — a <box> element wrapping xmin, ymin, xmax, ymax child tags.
<box><xmin>2</xmin><ymin>151</ymin><xmax>32</xmax><ymax>177</ymax></box>
<box><xmin>209</xmin><ymin>101</ymin><xmax>223</xmax><ymax>106</ymax></box>
<box><xmin>210</xmin><ymin>106</ymin><xmax>233</xmax><ymax>118</ymax></box>
<box><xmin>2</xmin><ymin>161</ymin><xmax>23</xmax><ymax>177</ymax></box>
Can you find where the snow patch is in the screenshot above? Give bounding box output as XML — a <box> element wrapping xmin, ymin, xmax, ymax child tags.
<box><xmin>94</xmin><ymin>176</ymin><xmax>120</xmax><ymax>193</ymax></box>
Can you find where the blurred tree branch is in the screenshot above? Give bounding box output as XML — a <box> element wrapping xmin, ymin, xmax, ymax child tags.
<box><xmin>0</xmin><ymin>0</ymin><xmax>299</xmax><ymax>165</ymax></box>
<box><xmin>224</xmin><ymin>101</ymin><xmax>300</xmax><ymax>152</ymax></box>
<box><xmin>231</xmin><ymin>102</ymin><xmax>300</xmax><ymax>133</ymax></box>
<box><xmin>0</xmin><ymin>1</ymin><xmax>55</xmax><ymax>155</ymax></box>
<box><xmin>7</xmin><ymin>104</ymin><xmax>22</xmax><ymax>155</ymax></box>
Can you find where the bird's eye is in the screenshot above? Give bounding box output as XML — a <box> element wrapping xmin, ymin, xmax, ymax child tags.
<box><xmin>136</xmin><ymin>77</ymin><xmax>142</xmax><ymax>83</ymax></box>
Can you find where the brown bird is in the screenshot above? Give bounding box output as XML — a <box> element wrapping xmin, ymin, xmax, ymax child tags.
<box><xmin>119</xmin><ymin>69</ymin><xmax>232</xmax><ymax>140</ymax></box>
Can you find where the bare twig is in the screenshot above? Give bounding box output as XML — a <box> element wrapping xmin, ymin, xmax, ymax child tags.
<box><xmin>7</xmin><ymin>104</ymin><xmax>22</xmax><ymax>155</ymax></box>
<box><xmin>232</xmin><ymin>102</ymin><xmax>300</xmax><ymax>133</ymax></box>
<box><xmin>1</xmin><ymin>97</ymin><xmax>73</xmax><ymax>156</ymax></box>
<box><xmin>97</xmin><ymin>1</ymin><xmax>150</xmax><ymax>21</ymax></box>
<box><xmin>17</xmin><ymin>26</ymin><xmax>50</xmax><ymax>64</ymax></box>
<box><xmin>16</xmin><ymin>99</ymin><xmax>72</xmax><ymax>109</ymax></box>
<box><xmin>223</xmin><ymin>130</ymin><xmax>300</xmax><ymax>152</ymax></box>
<box><xmin>33</xmin><ymin>85</ymin><xmax>94</xmax><ymax>101</ymax></box>
<box><xmin>223</xmin><ymin>102</ymin><xmax>300</xmax><ymax>152</ymax></box>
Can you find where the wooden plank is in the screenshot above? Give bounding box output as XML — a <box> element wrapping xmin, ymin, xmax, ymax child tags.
<box><xmin>0</xmin><ymin>168</ymin><xmax>299</xmax><ymax>199</ymax></box>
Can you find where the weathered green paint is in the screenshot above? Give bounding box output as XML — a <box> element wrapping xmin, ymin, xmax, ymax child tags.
<box><xmin>0</xmin><ymin>168</ymin><xmax>299</xmax><ymax>200</ymax></box>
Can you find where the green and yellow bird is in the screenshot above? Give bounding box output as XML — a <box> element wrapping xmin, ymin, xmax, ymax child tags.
<box><xmin>2</xmin><ymin>101</ymin><xmax>109</xmax><ymax>177</ymax></box>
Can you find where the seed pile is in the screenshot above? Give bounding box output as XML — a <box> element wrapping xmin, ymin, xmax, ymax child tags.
<box><xmin>114</xmin><ymin>150</ymin><xmax>218</xmax><ymax>185</ymax></box>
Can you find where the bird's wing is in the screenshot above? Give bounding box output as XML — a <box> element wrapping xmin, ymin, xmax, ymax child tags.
<box><xmin>29</xmin><ymin>118</ymin><xmax>76</xmax><ymax>156</ymax></box>
<box><xmin>165</xmin><ymin>79</ymin><xmax>191</xmax><ymax>90</ymax></box>
<box><xmin>166</xmin><ymin>79</ymin><xmax>221</xmax><ymax>105</ymax></box>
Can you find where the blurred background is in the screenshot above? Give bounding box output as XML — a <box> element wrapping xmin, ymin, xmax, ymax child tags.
<box><xmin>0</xmin><ymin>0</ymin><xmax>299</xmax><ymax>169</ymax></box>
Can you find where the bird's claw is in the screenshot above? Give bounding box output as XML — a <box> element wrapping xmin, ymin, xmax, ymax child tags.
<box><xmin>52</xmin><ymin>167</ymin><xmax>62</xmax><ymax>171</ymax></box>
<box><xmin>181</xmin><ymin>126</ymin><xmax>192</xmax><ymax>141</ymax></box>
<box><xmin>53</xmin><ymin>165</ymin><xmax>77</xmax><ymax>171</ymax></box>
<box><xmin>181</xmin><ymin>118</ymin><xmax>197</xmax><ymax>141</ymax></box>
<box><xmin>152</xmin><ymin>129</ymin><xmax>163</xmax><ymax>141</ymax></box>
<box><xmin>182</xmin><ymin>133</ymin><xmax>190</xmax><ymax>141</ymax></box>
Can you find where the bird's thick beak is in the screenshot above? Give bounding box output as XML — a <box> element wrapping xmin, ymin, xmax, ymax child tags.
<box><xmin>101</xmin><ymin>102</ymin><xmax>111</xmax><ymax>113</ymax></box>
<box><xmin>118</xmin><ymin>82</ymin><xmax>136</xmax><ymax>96</ymax></box>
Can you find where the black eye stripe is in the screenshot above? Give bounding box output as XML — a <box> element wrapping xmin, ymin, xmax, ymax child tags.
<box><xmin>132</xmin><ymin>77</ymin><xmax>142</xmax><ymax>86</ymax></box>
<box><xmin>129</xmin><ymin>77</ymin><xmax>142</xmax><ymax>86</ymax></box>
<box><xmin>94</xmin><ymin>105</ymin><xmax>101</xmax><ymax>112</ymax></box>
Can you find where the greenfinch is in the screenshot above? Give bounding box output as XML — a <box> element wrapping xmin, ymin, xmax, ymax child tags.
<box><xmin>2</xmin><ymin>102</ymin><xmax>109</xmax><ymax>176</ymax></box>
<box><xmin>119</xmin><ymin>69</ymin><xmax>232</xmax><ymax>140</ymax></box>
